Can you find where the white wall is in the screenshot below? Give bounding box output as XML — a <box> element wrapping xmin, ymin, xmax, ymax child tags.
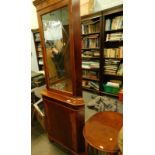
<box><xmin>93</xmin><ymin>0</ymin><xmax>123</xmax><ymax>12</ymax></box>
<box><xmin>31</xmin><ymin>32</ymin><xmax>39</xmax><ymax>72</ymax></box>
<box><xmin>31</xmin><ymin>1</ymin><xmax>38</xmax><ymax>29</ymax></box>
<box><xmin>31</xmin><ymin>1</ymin><xmax>39</xmax><ymax>71</ymax></box>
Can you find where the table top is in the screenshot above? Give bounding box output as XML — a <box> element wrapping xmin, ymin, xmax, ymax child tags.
<box><xmin>83</xmin><ymin>111</ymin><xmax>123</xmax><ymax>153</ymax></box>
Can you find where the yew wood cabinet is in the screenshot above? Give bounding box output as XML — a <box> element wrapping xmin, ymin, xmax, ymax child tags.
<box><xmin>33</xmin><ymin>0</ymin><xmax>85</xmax><ymax>154</ymax></box>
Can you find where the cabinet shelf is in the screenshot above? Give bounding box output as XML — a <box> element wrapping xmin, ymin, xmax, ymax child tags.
<box><xmin>105</xmin><ymin>29</ymin><xmax>123</xmax><ymax>33</ymax></box>
<box><xmin>105</xmin><ymin>40</ymin><xmax>123</xmax><ymax>43</ymax></box>
<box><xmin>104</xmin><ymin>58</ymin><xmax>123</xmax><ymax>60</ymax></box>
<box><xmin>104</xmin><ymin>74</ymin><xmax>123</xmax><ymax>80</ymax></box>
<box><xmin>82</xmin><ymin>68</ymin><xmax>99</xmax><ymax>71</ymax></box>
<box><xmin>82</xmin><ymin>76</ymin><xmax>99</xmax><ymax>82</ymax></box>
<box><xmin>104</xmin><ymin>41</ymin><xmax>123</xmax><ymax>48</ymax></box>
<box><xmin>100</xmin><ymin>91</ymin><xmax>118</xmax><ymax>97</ymax></box>
<box><xmin>81</xmin><ymin>32</ymin><xmax>100</xmax><ymax>36</ymax></box>
<box><xmin>82</xmin><ymin>48</ymin><xmax>100</xmax><ymax>50</ymax></box>
<box><xmin>35</xmin><ymin>40</ymin><xmax>41</xmax><ymax>43</ymax></box>
<box><xmin>82</xmin><ymin>56</ymin><xmax>100</xmax><ymax>59</ymax></box>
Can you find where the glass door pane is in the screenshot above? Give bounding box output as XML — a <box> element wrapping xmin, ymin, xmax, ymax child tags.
<box><xmin>42</xmin><ymin>6</ymin><xmax>72</xmax><ymax>93</ymax></box>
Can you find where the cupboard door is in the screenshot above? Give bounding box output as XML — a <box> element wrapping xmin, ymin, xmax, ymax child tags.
<box><xmin>43</xmin><ymin>98</ymin><xmax>84</xmax><ymax>152</ymax></box>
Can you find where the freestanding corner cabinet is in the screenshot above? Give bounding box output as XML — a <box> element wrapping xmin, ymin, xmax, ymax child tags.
<box><xmin>33</xmin><ymin>0</ymin><xmax>85</xmax><ymax>154</ymax></box>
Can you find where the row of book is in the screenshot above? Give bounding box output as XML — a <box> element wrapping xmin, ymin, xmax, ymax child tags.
<box><xmin>37</xmin><ymin>51</ymin><xmax>43</xmax><ymax>57</ymax></box>
<box><xmin>82</xmin><ymin>50</ymin><xmax>100</xmax><ymax>58</ymax></box>
<box><xmin>82</xmin><ymin>35</ymin><xmax>99</xmax><ymax>48</ymax></box>
<box><xmin>82</xmin><ymin>61</ymin><xmax>99</xmax><ymax>69</ymax></box>
<box><xmin>104</xmin><ymin>46</ymin><xmax>123</xmax><ymax>58</ymax></box>
<box><xmin>82</xmin><ymin>70</ymin><xmax>99</xmax><ymax>80</ymax></box>
<box><xmin>82</xmin><ymin>80</ymin><xmax>99</xmax><ymax>90</ymax></box>
<box><xmin>34</xmin><ymin>33</ymin><xmax>41</xmax><ymax>42</ymax></box>
<box><xmin>104</xmin><ymin>64</ymin><xmax>123</xmax><ymax>75</ymax></box>
<box><xmin>82</xmin><ymin>20</ymin><xmax>100</xmax><ymax>34</ymax></box>
<box><xmin>104</xmin><ymin>59</ymin><xmax>122</xmax><ymax>75</ymax></box>
<box><xmin>117</xmin><ymin>63</ymin><xmax>123</xmax><ymax>76</ymax></box>
<box><xmin>106</xmin><ymin>32</ymin><xmax>123</xmax><ymax>41</ymax></box>
<box><xmin>105</xmin><ymin>15</ymin><xmax>123</xmax><ymax>31</ymax></box>
<box><xmin>37</xmin><ymin>46</ymin><xmax>42</xmax><ymax>52</ymax></box>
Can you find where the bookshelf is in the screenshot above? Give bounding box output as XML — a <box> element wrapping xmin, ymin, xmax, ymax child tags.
<box><xmin>81</xmin><ymin>5</ymin><xmax>123</xmax><ymax>98</ymax></box>
<box><xmin>102</xmin><ymin>5</ymin><xmax>123</xmax><ymax>97</ymax></box>
<box><xmin>32</xmin><ymin>29</ymin><xmax>44</xmax><ymax>71</ymax></box>
<box><xmin>81</xmin><ymin>12</ymin><xmax>102</xmax><ymax>92</ymax></box>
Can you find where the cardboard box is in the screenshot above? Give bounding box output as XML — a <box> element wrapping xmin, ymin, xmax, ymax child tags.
<box><xmin>80</xmin><ymin>0</ymin><xmax>94</xmax><ymax>16</ymax></box>
<box><xmin>33</xmin><ymin>99</ymin><xmax>46</xmax><ymax>131</ymax></box>
<box><xmin>80</xmin><ymin>0</ymin><xmax>89</xmax><ymax>16</ymax></box>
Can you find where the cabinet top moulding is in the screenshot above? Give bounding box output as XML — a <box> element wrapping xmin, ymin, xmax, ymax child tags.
<box><xmin>105</xmin><ymin>29</ymin><xmax>123</xmax><ymax>33</ymax></box>
<box><xmin>33</xmin><ymin>0</ymin><xmax>65</xmax><ymax>11</ymax></box>
<box><xmin>81</xmin><ymin>32</ymin><xmax>100</xmax><ymax>36</ymax></box>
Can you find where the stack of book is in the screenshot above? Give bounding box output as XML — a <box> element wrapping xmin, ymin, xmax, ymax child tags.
<box><xmin>82</xmin><ymin>50</ymin><xmax>100</xmax><ymax>58</ymax></box>
<box><xmin>117</xmin><ymin>63</ymin><xmax>123</xmax><ymax>76</ymax></box>
<box><xmin>82</xmin><ymin>61</ymin><xmax>99</xmax><ymax>69</ymax></box>
<box><xmin>37</xmin><ymin>46</ymin><xmax>42</xmax><ymax>52</ymax></box>
<box><xmin>38</xmin><ymin>52</ymin><xmax>43</xmax><ymax>57</ymax></box>
<box><xmin>82</xmin><ymin>20</ymin><xmax>100</xmax><ymax>34</ymax></box>
<box><xmin>111</xmin><ymin>16</ymin><xmax>123</xmax><ymax>30</ymax></box>
<box><xmin>104</xmin><ymin>46</ymin><xmax>123</xmax><ymax>58</ymax></box>
<box><xmin>104</xmin><ymin>59</ymin><xmax>120</xmax><ymax>75</ymax></box>
<box><xmin>82</xmin><ymin>51</ymin><xmax>93</xmax><ymax>58</ymax></box>
<box><xmin>82</xmin><ymin>35</ymin><xmax>99</xmax><ymax>48</ymax></box>
<box><xmin>106</xmin><ymin>32</ymin><xmax>123</xmax><ymax>41</ymax></box>
<box><xmin>82</xmin><ymin>70</ymin><xmax>99</xmax><ymax>80</ymax></box>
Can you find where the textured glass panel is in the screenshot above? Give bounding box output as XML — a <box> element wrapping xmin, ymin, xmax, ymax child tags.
<box><xmin>42</xmin><ymin>6</ymin><xmax>72</xmax><ymax>93</ymax></box>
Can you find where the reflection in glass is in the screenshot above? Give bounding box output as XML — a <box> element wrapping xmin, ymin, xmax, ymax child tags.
<box><xmin>42</xmin><ymin>6</ymin><xmax>72</xmax><ymax>93</ymax></box>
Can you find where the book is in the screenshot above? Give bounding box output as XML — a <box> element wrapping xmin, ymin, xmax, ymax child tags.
<box><xmin>105</xmin><ymin>18</ymin><xmax>111</xmax><ymax>31</ymax></box>
<box><xmin>117</xmin><ymin>63</ymin><xmax>123</xmax><ymax>76</ymax></box>
<box><xmin>111</xmin><ymin>16</ymin><xmax>123</xmax><ymax>30</ymax></box>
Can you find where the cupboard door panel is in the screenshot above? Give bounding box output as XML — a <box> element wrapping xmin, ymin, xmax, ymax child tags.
<box><xmin>43</xmin><ymin>98</ymin><xmax>84</xmax><ymax>152</ymax></box>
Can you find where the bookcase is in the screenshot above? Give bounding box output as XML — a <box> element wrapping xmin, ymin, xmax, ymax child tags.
<box><xmin>81</xmin><ymin>12</ymin><xmax>102</xmax><ymax>93</ymax></box>
<box><xmin>81</xmin><ymin>5</ymin><xmax>123</xmax><ymax>98</ymax></box>
<box><xmin>32</xmin><ymin>29</ymin><xmax>44</xmax><ymax>71</ymax></box>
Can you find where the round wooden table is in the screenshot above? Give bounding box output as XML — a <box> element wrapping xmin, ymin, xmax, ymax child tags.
<box><xmin>83</xmin><ymin>111</ymin><xmax>123</xmax><ymax>155</ymax></box>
